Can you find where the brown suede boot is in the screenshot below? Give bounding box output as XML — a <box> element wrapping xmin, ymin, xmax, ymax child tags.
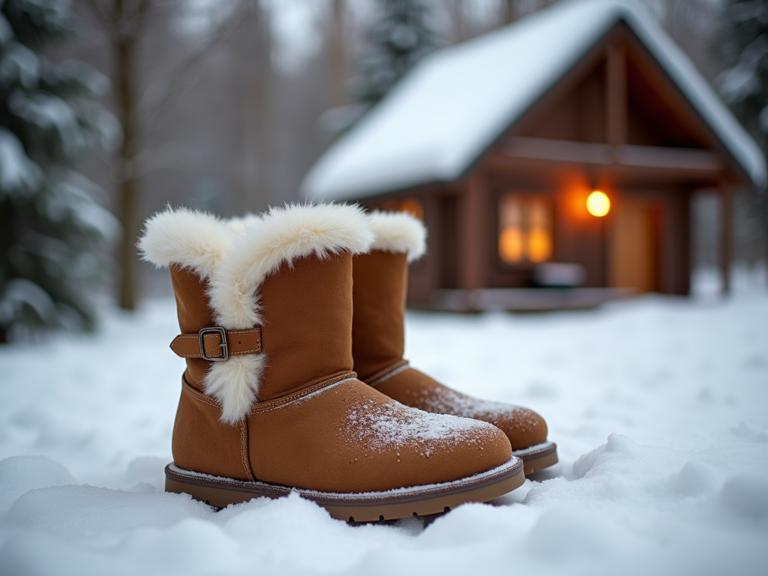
<box><xmin>138</xmin><ymin>204</ymin><xmax>524</xmax><ymax>521</ymax></box>
<box><xmin>352</xmin><ymin>211</ymin><xmax>558</xmax><ymax>475</ymax></box>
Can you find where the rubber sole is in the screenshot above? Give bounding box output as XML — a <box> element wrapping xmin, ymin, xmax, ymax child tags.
<box><xmin>165</xmin><ymin>458</ymin><xmax>525</xmax><ymax>522</ymax></box>
<box><xmin>512</xmin><ymin>441</ymin><xmax>559</xmax><ymax>475</ymax></box>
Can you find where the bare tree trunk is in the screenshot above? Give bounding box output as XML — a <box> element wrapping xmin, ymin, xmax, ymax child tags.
<box><xmin>115</xmin><ymin>26</ymin><xmax>141</xmax><ymax>310</ymax></box>
<box><xmin>251</xmin><ymin>8</ymin><xmax>272</xmax><ymax>211</ymax></box>
<box><xmin>117</xmin><ymin>173</ymin><xmax>140</xmax><ymax>310</ymax></box>
<box><xmin>502</xmin><ymin>0</ymin><xmax>517</xmax><ymax>24</ymax></box>
<box><xmin>80</xmin><ymin>0</ymin><xmax>258</xmax><ymax>309</ymax></box>
<box><xmin>234</xmin><ymin>6</ymin><xmax>271</xmax><ymax>214</ymax></box>
<box><xmin>500</xmin><ymin>0</ymin><xmax>559</xmax><ymax>27</ymax></box>
<box><xmin>0</xmin><ymin>193</ymin><xmax>14</xmax><ymax>343</ymax></box>
<box><xmin>763</xmin><ymin>192</ymin><xmax>768</xmax><ymax>271</ymax></box>
<box><xmin>329</xmin><ymin>0</ymin><xmax>345</xmax><ymax>108</ymax></box>
<box><xmin>0</xmin><ymin>201</ymin><xmax>7</xmax><ymax>341</ymax></box>
<box><xmin>720</xmin><ymin>185</ymin><xmax>733</xmax><ymax>295</ymax></box>
<box><xmin>450</xmin><ymin>0</ymin><xmax>466</xmax><ymax>43</ymax></box>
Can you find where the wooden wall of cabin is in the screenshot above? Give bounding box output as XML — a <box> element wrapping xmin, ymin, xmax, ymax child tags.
<box><xmin>410</xmin><ymin>191</ymin><xmax>441</xmax><ymax>304</ymax></box>
<box><xmin>359</xmin><ymin>187</ymin><xmax>444</xmax><ymax>307</ymax></box>
<box><xmin>485</xmin><ymin>173</ymin><xmax>608</xmax><ymax>289</ymax></box>
<box><xmin>657</xmin><ymin>187</ymin><xmax>692</xmax><ymax>295</ymax></box>
<box><xmin>476</xmin><ymin>171</ymin><xmax>694</xmax><ymax>294</ymax></box>
<box><xmin>360</xmin><ymin>176</ymin><xmax>693</xmax><ymax>305</ymax></box>
<box><xmin>551</xmin><ymin>183</ymin><xmax>607</xmax><ymax>289</ymax></box>
<box><xmin>523</xmin><ymin>58</ymin><xmax>607</xmax><ymax>143</ymax></box>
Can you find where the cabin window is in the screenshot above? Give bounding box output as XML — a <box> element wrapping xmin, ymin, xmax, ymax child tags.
<box><xmin>380</xmin><ymin>197</ymin><xmax>425</xmax><ymax>220</ymax></box>
<box><xmin>399</xmin><ymin>198</ymin><xmax>424</xmax><ymax>220</ymax></box>
<box><xmin>498</xmin><ymin>194</ymin><xmax>553</xmax><ymax>264</ymax></box>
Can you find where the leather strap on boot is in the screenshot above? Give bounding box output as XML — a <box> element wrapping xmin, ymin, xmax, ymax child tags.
<box><xmin>170</xmin><ymin>326</ymin><xmax>262</xmax><ymax>361</ymax></box>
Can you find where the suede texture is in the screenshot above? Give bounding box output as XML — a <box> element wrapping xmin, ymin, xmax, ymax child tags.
<box><xmin>173</xmin><ymin>380</ymin><xmax>252</xmax><ymax>480</ymax></box>
<box><xmin>352</xmin><ymin>250</ymin><xmax>549</xmax><ymax>451</ymax></box>
<box><xmin>256</xmin><ymin>255</ymin><xmax>354</xmax><ymax>401</ymax></box>
<box><xmin>352</xmin><ymin>251</ymin><xmax>407</xmax><ymax>381</ymax></box>
<box><xmin>168</xmin><ymin>253</ymin><xmax>513</xmax><ymax>493</ymax></box>
<box><xmin>374</xmin><ymin>367</ymin><xmax>548</xmax><ymax>451</ymax></box>
<box><xmin>248</xmin><ymin>378</ymin><xmax>511</xmax><ymax>492</ymax></box>
<box><xmin>169</xmin><ymin>265</ymin><xmax>252</xmax><ymax>479</ymax></box>
<box><xmin>169</xmin><ymin>263</ymin><xmax>216</xmax><ymax>392</ymax></box>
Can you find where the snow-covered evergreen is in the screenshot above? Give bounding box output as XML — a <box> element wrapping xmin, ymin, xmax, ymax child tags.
<box><xmin>718</xmin><ymin>0</ymin><xmax>768</xmax><ymax>159</ymax></box>
<box><xmin>0</xmin><ymin>0</ymin><xmax>117</xmax><ymax>342</ymax></box>
<box><xmin>353</xmin><ymin>0</ymin><xmax>437</xmax><ymax>109</ymax></box>
<box><xmin>717</xmin><ymin>0</ymin><xmax>768</xmax><ymax>258</ymax></box>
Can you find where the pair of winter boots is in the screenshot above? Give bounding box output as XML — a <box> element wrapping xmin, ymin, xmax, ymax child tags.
<box><xmin>139</xmin><ymin>203</ymin><xmax>557</xmax><ymax>521</ymax></box>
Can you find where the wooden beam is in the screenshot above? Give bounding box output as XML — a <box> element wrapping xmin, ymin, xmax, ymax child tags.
<box><xmin>503</xmin><ymin>137</ymin><xmax>725</xmax><ymax>173</ymax></box>
<box><xmin>504</xmin><ymin>137</ymin><xmax>612</xmax><ymax>164</ymax></box>
<box><xmin>460</xmin><ymin>172</ymin><xmax>488</xmax><ymax>292</ymax></box>
<box><xmin>720</xmin><ymin>185</ymin><xmax>733</xmax><ymax>295</ymax></box>
<box><xmin>615</xmin><ymin>145</ymin><xmax>724</xmax><ymax>171</ymax></box>
<box><xmin>607</xmin><ymin>43</ymin><xmax>627</xmax><ymax>146</ymax></box>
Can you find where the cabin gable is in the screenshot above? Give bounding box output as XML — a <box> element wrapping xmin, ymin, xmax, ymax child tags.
<box><xmin>490</xmin><ymin>23</ymin><xmax>729</xmax><ymax>178</ymax></box>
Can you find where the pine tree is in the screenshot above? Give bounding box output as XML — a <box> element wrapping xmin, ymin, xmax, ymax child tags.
<box><xmin>719</xmin><ymin>0</ymin><xmax>768</xmax><ymax>157</ymax></box>
<box><xmin>717</xmin><ymin>0</ymin><xmax>768</xmax><ymax>262</ymax></box>
<box><xmin>0</xmin><ymin>0</ymin><xmax>117</xmax><ymax>343</ymax></box>
<box><xmin>354</xmin><ymin>0</ymin><xmax>438</xmax><ymax>109</ymax></box>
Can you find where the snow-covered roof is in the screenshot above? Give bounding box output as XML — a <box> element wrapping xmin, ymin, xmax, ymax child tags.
<box><xmin>302</xmin><ymin>0</ymin><xmax>766</xmax><ymax>201</ymax></box>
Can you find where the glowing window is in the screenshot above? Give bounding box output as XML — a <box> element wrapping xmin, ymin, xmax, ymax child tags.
<box><xmin>378</xmin><ymin>198</ymin><xmax>424</xmax><ymax>220</ymax></box>
<box><xmin>498</xmin><ymin>194</ymin><xmax>553</xmax><ymax>264</ymax></box>
<box><xmin>399</xmin><ymin>198</ymin><xmax>424</xmax><ymax>220</ymax></box>
<box><xmin>381</xmin><ymin>200</ymin><xmax>400</xmax><ymax>212</ymax></box>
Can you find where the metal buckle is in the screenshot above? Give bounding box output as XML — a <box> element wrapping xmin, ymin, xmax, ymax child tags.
<box><xmin>199</xmin><ymin>327</ymin><xmax>229</xmax><ymax>362</ymax></box>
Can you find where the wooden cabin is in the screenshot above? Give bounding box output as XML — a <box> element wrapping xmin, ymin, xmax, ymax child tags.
<box><xmin>302</xmin><ymin>0</ymin><xmax>766</xmax><ymax>311</ymax></box>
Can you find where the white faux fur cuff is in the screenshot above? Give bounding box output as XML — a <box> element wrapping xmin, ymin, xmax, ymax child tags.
<box><xmin>368</xmin><ymin>211</ymin><xmax>427</xmax><ymax>262</ymax></box>
<box><xmin>138</xmin><ymin>207</ymin><xmax>235</xmax><ymax>280</ymax></box>
<box><xmin>139</xmin><ymin>203</ymin><xmax>373</xmax><ymax>424</ymax></box>
<box><xmin>227</xmin><ymin>213</ymin><xmax>261</xmax><ymax>237</ymax></box>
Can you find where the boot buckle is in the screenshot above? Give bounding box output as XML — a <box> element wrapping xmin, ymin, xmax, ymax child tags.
<box><xmin>199</xmin><ymin>327</ymin><xmax>229</xmax><ymax>362</ymax></box>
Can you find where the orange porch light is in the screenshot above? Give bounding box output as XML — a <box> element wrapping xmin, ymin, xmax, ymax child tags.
<box><xmin>587</xmin><ymin>190</ymin><xmax>610</xmax><ymax>217</ymax></box>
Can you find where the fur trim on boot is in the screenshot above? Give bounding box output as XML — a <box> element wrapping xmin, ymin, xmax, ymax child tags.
<box><xmin>369</xmin><ymin>211</ymin><xmax>426</xmax><ymax>262</ymax></box>
<box><xmin>138</xmin><ymin>207</ymin><xmax>234</xmax><ymax>280</ymax></box>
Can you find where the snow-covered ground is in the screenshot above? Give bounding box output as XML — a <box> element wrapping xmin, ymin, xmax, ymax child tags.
<box><xmin>1</xmin><ymin>272</ymin><xmax>767</xmax><ymax>576</ymax></box>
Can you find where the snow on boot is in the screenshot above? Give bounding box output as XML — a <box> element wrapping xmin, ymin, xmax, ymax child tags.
<box><xmin>352</xmin><ymin>211</ymin><xmax>558</xmax><ymax>475</ymax></box>
<box><xmin>138</xmin><ymin>204</ymin><xmax>523</xmax><ymax>521</ymax></box>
